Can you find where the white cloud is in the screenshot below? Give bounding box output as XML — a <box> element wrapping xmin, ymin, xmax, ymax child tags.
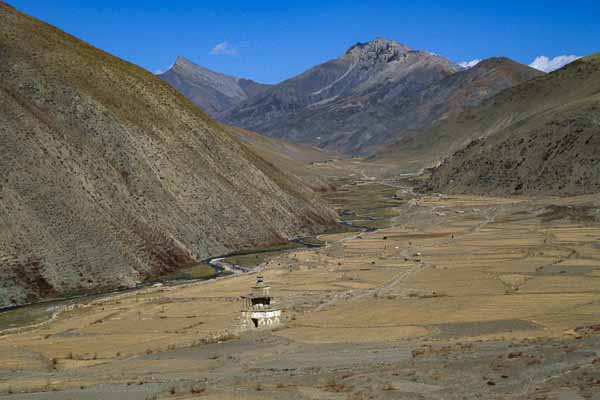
<box><xmin>529</xmin><ymin>55</ymin><xmax>581</xmax><ymax>73</ymax></box>
<box><xmin>210</xmin><ymin>41</ymin><xmax>239</xmax><ymax>57</ymax></box>
<box><xmin>458</xmin><ymin>59</ymin><xmax>481</xmax><ymax>69</ymax></box>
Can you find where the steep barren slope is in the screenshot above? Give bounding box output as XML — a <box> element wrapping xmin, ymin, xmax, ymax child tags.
<box><xmin>374</xmin><ymin>58</ymin><xmax>546</xmax><ymax>171</ymax></box>
<box><xmin>159</xmin><ymin>56</ymin><xmax>270</xmax><ymax>118</ymax></box>
<box><xmin>420</xmin><ymin>55</ymin><xmax>600</xmax><ymax>195</ymax></box>
<box><xmin>222</xmin><ymin>38</ymin><xmax>460</xmax><ymax>153</ymax></box>
<box><xmin>0</xmin><ymin>3</ymin><xmax>337</xmax><ymax>307</ymax></box>
<box><xmin>384</xmin><ymin>58</ymin><xmax>544</xmax><ymax>132</ymax></box>
<box><xmin>222</xmin><ymin>124</ymin><xmax>339</xmax><ymax>191</ymax></box>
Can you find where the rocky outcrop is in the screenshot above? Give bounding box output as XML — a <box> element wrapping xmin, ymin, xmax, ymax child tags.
<box><xmin>0</xmin><ymin>3</ymin><xmax>337</xmax><ymax>307</ymax></box>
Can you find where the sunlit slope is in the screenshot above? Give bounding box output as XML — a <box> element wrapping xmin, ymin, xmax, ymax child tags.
<box><xmin>0</xmin><ymin>3</ymin><xmax>337</xmax><ymax>307</ymax></box>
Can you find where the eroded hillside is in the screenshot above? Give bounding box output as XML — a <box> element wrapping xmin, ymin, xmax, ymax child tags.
<box><xmin>0</xmin><ymin>3</ymin><xmax>337</xmax><ymax>307</ymax></box>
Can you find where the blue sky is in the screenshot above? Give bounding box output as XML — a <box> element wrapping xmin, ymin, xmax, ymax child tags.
<box><xmin>10</xmin><ymin>0</ymin><xmax>600</xmax><ymax>83</ymax></box>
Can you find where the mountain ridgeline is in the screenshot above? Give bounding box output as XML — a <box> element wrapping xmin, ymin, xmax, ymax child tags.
<box><xmin>162</xmin><ymin>39</ymin><xmax>542</xmax><ymax>155</ymax></box>
<box><xmin>221</xmin><ymin>39</ymin><xmax>459</xmax><ymax>154</ymax></box>
<box><xmin>0</xmin><ymin>3</ymin><xmax>337</xmax><ymax>307</ymax></box>
<box><xmin>159</xmin><ymin>56</ymin><xmax>271</xmax><ymax>118</ymax></box>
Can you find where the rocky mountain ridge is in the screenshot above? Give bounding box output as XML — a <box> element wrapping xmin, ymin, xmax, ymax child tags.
<box><xmin>159</xmin><ymin>56</ymin><xmax>270</xmax><ymax>118</ymax></box>
<box><xmin>221</xmin><ymin>38</ymin><xmax>461</xmax><ymax>153</ymax></box>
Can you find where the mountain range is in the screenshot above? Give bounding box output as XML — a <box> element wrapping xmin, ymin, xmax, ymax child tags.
<box><xmin>0</xmin><ymin>3</ymin><xmax>336</xmax><ymax>307</ymax></box>
<box><xmin>416</xmin><ymin>54</ymin><xmax>600</xmax><ymax>196</ymax></box>
<box><xmin>162</xmin><ymin>40</ymin><xmax>599</xmax><ymax>197</ymax></box>
<box><xmin>161</xmin><ymin>38</ymin><xmax>543</xmax><ymax>154</ymax></box>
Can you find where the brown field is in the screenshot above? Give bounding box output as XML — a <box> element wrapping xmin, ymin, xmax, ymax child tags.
<box><xmin>2</xmin><ymin>180</ymin><xmax>600</xmax><ymax>399</ymax></box>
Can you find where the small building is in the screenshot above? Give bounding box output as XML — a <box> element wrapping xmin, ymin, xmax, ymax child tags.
<box><xmin>241</xmin><ymin>276</ymin><xmax>281</xmax><ymax>330</ymax></box>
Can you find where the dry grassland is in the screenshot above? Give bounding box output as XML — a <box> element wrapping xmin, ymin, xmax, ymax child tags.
<box><xmin>2</xmin><ymin>185</ymin><xmax>600</xmax><ymax>397</ymax></box>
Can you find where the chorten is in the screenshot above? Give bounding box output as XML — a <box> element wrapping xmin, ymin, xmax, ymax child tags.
<box><xmin>241</xmin><ymin>276</ymin><xmax>282</xmax><ymax>329</ymax></box>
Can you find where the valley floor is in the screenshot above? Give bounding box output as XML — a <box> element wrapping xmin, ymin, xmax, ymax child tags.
<box><xmin>2</xmin><ymin>173</ymin><xmax>600</xmax><ymax>399</ymax></box>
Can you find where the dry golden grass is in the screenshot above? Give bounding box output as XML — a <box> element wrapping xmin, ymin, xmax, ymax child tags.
<box><xmin>3</xmin><ymin>191</ymin><xmax>600</xmax><ymax>394</ymax></box>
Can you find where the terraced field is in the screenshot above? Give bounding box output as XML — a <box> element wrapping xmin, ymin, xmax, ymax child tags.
<box><xmin>2</xmin><ymin>182</ymin><xmax>600</xmax><ymax>399</ymax></box>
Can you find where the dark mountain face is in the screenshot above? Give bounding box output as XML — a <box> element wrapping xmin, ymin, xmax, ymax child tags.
<box><xmin>158</xmin><ymin>56</ymin><xmax>270</xmax><ymax>118</ymax></box>
<box><xmin>417</xmin><ymin>55</ymin><xmax>600</xmax><ymax>196</ymax></box>
<box><xmin>273</xmin><ymin>56</ymin><xmax>543</xmax><ymax>154</ymax></box>
<box><xmin>0</xmin><ymin>3</ymin><xmax>336</xmax><ymax>307</ymax></box>
<box><xmin>221</xmin><ymin>38</ymin><xmax>461</xmax><ymax>154</ymax></box>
